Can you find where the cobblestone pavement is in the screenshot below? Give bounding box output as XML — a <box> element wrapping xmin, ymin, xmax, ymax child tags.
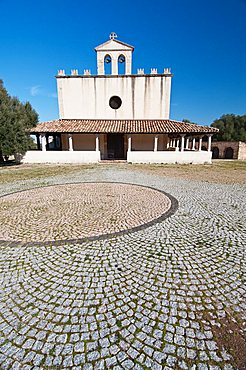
<box><xmin>0</xmin><ymin>183</ymin><xmax>171</xmax><ymax>243</ymax></box>
<box><xmin>0</xmin><ymin>167</ymin><xmax>245</xmax><ymax>369</ymax></box>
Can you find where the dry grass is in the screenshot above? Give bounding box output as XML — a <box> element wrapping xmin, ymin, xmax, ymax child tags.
<box><xmin>131</xmin><ymin>160</ymin><xmax>246</xmax><ymax>184</ymax></box>
<box><xmin>0</xmin><ymin>160</ymin><xmax>245</xmax><ymax>184</ymax></box>
<box><xmin>0</xmin><ymin>163</ymin><xmax>97</xmax><ymax>184</ymax></box>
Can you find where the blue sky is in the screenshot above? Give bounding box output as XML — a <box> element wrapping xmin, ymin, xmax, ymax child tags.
<box><xmin>0</xmin><ymin>0</ymin><xmax>245</xmax><ymax>125</ymax></box>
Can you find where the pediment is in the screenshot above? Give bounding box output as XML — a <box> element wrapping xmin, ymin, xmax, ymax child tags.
<box><xmin>95</xmin><ymin>39</ymin><xmax>134</xmax><ymax>52</ymax></box>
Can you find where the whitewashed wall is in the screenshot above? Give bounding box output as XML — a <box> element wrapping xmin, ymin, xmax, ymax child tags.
<box><xmin>132</xmin><ymin>134</ymin><xmax>167</xmax><ymax>151</ymax></box>
<box><xmin>22</xmin><ymin>149</ymin><xmax>212</xmax><ymax>164</ymax></box>
<box><xmin>22</xmin><ymin>151</ymin><xmax>100</xmax><ymax>164</ymax></box>
<box><xmin>127</xmin><ymin>151</ymin><xmax>212</xmax><ymax>164</ymax></box>
<box><xmin>61</xmin><ymin>133</ymin><xmax>105</xmax><ymax>153</ymax></box>
<box><xmin>57</xmin><ymin>75</ymin><xmax>172</xmax><ymax>120</ymax></box>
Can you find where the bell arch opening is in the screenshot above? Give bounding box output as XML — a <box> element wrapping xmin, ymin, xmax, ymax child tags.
<box><xmin>118</xmin><ymin>54</ymin><xmax>126</xmax><ymax>75</ymax></box>
<box><xmin>104</xmin><ymin>54</ymin><xmax>112</xmax><ymax>75</ymax></box>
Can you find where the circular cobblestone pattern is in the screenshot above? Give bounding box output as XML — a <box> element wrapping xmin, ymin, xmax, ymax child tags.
<box><xmin>0</xmin><ymin>167</ymin><xmax>245</xmax><ymax>370</ymax></box>
<box><xmin>0</xmin><ymin>182</ymin><xmax>172</xmax><ymax>243</ymax></box>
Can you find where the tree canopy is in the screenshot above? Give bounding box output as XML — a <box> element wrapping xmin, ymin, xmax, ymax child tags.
<box><xmin>0</xmin><ymin>80</ymin><xmax>38</xmax><ymax>162</ymax></box>
<box><xmin>182</xmin><ymin>119</ymin><xmax>196</xmax><ymax>124</ymax></box>
<box><xmin>211</xmin><ymin>114</ymin><xmax>246</xmax><ymax>142</ymax></box>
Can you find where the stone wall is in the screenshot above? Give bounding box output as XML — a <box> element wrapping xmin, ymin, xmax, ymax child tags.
<box><xmin>211</xmin><ymin>141</ymin><xmax>239</xmax><ymax>159</ymax></box>
<box><xmin>203</xmin><ymin>141</ymin><xmax>246</xmax><ymax>159</ymax></box>
<box><xmin>238</xmin><ymin>141</ymin><xmax>246</xmax><ymax>160</ymax></box>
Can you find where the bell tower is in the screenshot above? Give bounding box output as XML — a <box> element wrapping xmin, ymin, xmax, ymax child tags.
<box><xmin>95</xmin><ymin>32</ymin><xmax>134</xmax><ymax>75</ymax></box>
<box><xmin>57</xmin><ymin>33</ymin><xmax>172</xmax><ymax>119</ymax></box>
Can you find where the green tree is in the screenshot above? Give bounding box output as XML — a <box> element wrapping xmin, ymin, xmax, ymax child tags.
<box><xmin>211</xmin><ymin>114</ymin><xmax>246</xmax><ymax>141</ymax></box>
<box><xmin>182</xmin><ymin>119</ymin><xmax>196</xmax><ymax>124</ymax></box>
<box><xmin>0</xmin><ymin>80</ymin><xmax>38</xmax><ymax>162</ymax></box>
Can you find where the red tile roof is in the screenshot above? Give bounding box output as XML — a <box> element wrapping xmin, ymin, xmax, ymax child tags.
<box><xmin>30</xmin><ymin>119</ymin><xmax>219</xmax><ymax>135</ymax></box>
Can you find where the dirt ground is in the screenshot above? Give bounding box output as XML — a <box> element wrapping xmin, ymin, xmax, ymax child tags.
<box><xmin>0</xmin><ymin>160</ymin><xmax>245</xmax><ymax>184</ymax></box>
<box><xmin>133</xmin><ymin>160</ymin><xmax>246</xmax><ymax>184</ymax></box>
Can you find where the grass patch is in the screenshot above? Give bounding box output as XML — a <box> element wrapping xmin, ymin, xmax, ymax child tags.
<box><xmin>0</xmin><ymin>163</ymin><xmax>98</xmax><ymax>184</ymax></box>
<box><xmin>0</xmin><ymin>160</ymin><xmax>245</xmax><ymax>184</ymax></box>
<box><xmin>116</xmin><ymin>319</ymin><xmax>122</xmax><ymax>328</ymax></box>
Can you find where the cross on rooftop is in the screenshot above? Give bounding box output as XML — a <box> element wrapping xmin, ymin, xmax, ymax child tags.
<box><xmin>109</xmin><ymin>32</ymin><xmax>118</xmax><ymax>40</ymax></box>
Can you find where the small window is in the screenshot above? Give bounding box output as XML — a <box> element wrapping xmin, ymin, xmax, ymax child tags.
<box><xmin>109</xmin><ymin>96</ymin><xmax>122</xmax><ymax>109</ymax></box>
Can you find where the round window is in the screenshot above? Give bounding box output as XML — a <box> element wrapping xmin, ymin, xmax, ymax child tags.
<box><xmin>109</xmin><ymin>96</ymin><xmax>122</xmax><ymax>110</ymax></box>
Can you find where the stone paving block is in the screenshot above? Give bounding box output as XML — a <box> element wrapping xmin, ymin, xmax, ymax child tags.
<box><xmin>105</xmin><ymin>356</ymin><xmax>118</xmax><ymax>367</ymax></box>
<box><xmin>0</xmin><ymin>171</ymin><xmax>244</xmax><ymax>369</ymax></box>
<box><xmin>74</xmin><ymin>353</ymin><xmax>85</xmax><ymax>365</ymax></box>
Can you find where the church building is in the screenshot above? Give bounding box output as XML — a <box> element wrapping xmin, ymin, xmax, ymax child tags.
<box><xmin>24</xmin><ymin>33</ymin><xmax>218</xmax><ymax>164</ymax></box>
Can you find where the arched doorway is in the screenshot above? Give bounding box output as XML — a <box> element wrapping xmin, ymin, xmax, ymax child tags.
<box><xmin>212</xmin><ymin>147</ymin><xmax>219</xmax><ymax>159</ymax></box>
<box><xmin>224</xmin><ymin>147</ymin><xmax>234</xmax><ymax>159</ymax></box>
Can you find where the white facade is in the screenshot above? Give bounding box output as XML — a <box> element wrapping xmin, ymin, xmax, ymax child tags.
<box><xmin>57</xmin><ymin>35</ymin><xmax>172</xmax><ymax>120</ymax></box>
<box><xmin>24</xmin><ymin>33</ymin><xmax>215</xmax><ymax>165</ymax></box>
<box><xmin>57</xmin><ymin>75</ymin><xmax>172</xmax><ymax>119</ymax></box>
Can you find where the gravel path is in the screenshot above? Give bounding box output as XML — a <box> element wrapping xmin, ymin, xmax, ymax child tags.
<box><xmin>0</xmin><ymin>167</ymin><xmax>245</xmax><ymax>369</ymax></box>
